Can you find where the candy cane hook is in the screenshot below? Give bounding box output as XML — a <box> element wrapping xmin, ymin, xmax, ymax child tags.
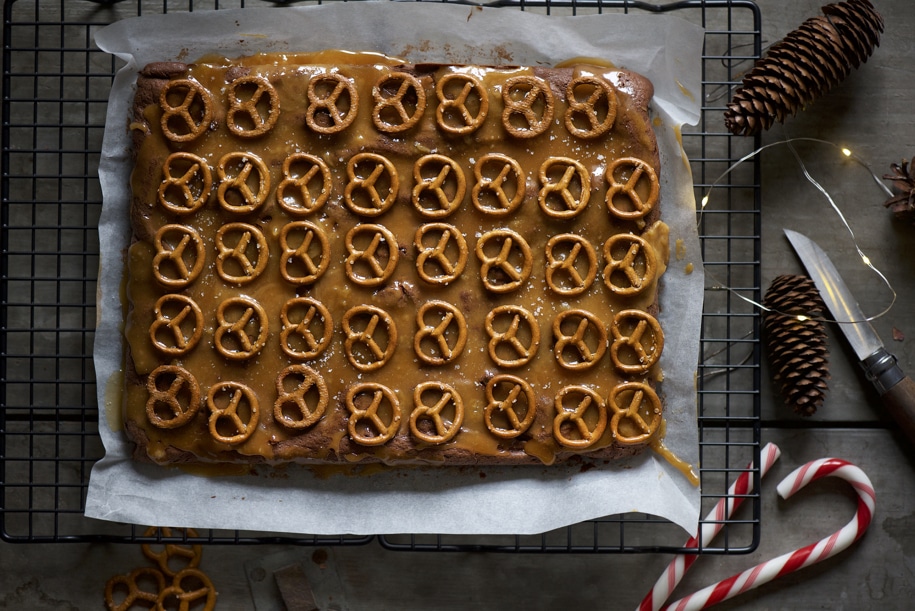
<box><xmin>662</xmin><ymin>458</ymin><xmax>876</xmax><ymax>611</ymax></box>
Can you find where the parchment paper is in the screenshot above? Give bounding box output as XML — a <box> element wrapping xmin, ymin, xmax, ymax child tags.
<box><xmin>87</xmin><ymin>2</ymin><xmax>706</xmax><ymax>537</ymax></box>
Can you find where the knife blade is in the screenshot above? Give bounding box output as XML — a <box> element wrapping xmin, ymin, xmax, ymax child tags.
<box><xmin>785</xmin><ymin>228</ymin><xmax>915</xmax><ymax>444</ymax></box>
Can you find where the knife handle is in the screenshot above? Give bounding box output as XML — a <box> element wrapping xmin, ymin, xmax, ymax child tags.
<box><xmin>863</xmin><ymin>350</ymin><xmax>915</xmax><ymax>445</ymax></box>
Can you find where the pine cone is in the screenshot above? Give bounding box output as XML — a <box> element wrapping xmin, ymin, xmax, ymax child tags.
<box><xmin>883</xmin><ymin>156</ymin><xmax>915</xmax><ymax>223</ymax></box>
<box><xmin>724</xmin><ymin>0</ymin><xmax>884</xmax><ymax>137</ymax></box>
<box><xmin>763</xmin><ymin>274</ymin><xmax>830</xmax><ymax>416</ymax></box>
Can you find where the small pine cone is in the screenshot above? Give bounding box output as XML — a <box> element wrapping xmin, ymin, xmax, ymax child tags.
<box><xmin>883</xmin><ymin>156</ymin><xmax>915</xmax><ymax>224</ymax></box>
<box><xmin>724</xmin><ymin>0</ymin><xmax>884</xmax><ymax>136</ymax></box>
<box><xmin>763</xmin><ymin>274</ymin><xmax>830</xmax><ymax>416</ymax></box>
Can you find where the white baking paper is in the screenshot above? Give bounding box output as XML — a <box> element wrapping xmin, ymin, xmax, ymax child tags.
<box><xmin>87</xmin><ymin>2</ymin><xmax>705</xmax><ymax>537</ymax></box>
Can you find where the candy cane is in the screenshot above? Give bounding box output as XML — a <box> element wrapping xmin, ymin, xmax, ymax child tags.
<box><xmin>638</xmin><ymin>442</ymin><xmax>782</xmax><ymax>611</ymax></box>
<box><xmin>661</xmin><ymin>458</ymin><xmax>876</xmax><ymax>611</ymax></box>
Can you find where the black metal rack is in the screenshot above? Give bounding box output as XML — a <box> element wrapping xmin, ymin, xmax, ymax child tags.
<box><xmin>1</xmin><ymin>0</ymin><xmax>762</xmax><ymax>552</ymax></box>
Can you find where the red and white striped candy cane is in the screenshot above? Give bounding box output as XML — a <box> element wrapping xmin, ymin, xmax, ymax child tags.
<box><xmin>662</xmin><ymin>457</ymin><xmax>876</xmax><ymax>611</ymax></box>
<box><xmin>638</xmin><ymin>442</ymin><xmax>782</xmax><ymax>611</ymax></box>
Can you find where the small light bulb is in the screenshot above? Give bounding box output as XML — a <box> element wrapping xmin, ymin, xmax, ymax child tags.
<box><xmin>796</xmin><ymin>315</ymin><xmax>809</xmax><ymax>322</ymax></box>
<box><xmin>841</xmin><ymin>148</ymin><xmax>852</xmax><ymax>157</ymax></box>
<box><xmin>862</xmin><ymin>254</ymin><xmax>871</xmax><ymax>266</ymax></box>
<box><xmin>701</xmin><ymin>194</ymin><xmax>709</xmax><ymax>208</ymax></box>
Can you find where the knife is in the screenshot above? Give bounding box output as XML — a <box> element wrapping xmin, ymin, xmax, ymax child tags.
<box><xmin>784</xmin><ymin>229</ymin><xmax>915</xmax><ymax>444</ymax></box>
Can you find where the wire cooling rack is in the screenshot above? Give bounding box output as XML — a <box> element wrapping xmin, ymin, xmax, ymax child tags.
<box><xmin>1</xmin><ymin>0</ymin><xmax>762</xmax><ymax>551</ymax></box>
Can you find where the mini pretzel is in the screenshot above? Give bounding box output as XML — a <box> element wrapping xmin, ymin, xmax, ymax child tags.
<box><xmin>564</xmin><ymin>74</ymin><xmax>618</xmax><ymax>139</ymax></box>
<box><xmin>273</xmin><ymin>364</ymin><xmax>329</xmax><ymax>430</ymax></box>
<box><xmin>553</xmin><ymin>309</ymin><xmax>608</xmax><ymax>371</ymax></box>
<box><xmin>471</xmin><ymin>153</ymin><xmax>524</xmax><ymax>217</ymax></box>
<box><xmin>280</xmin><ymin>297</ymin><xmax>333</xmax><ymax>360</ymax></box>
<box><xmin>605</xmin><ymin>157</ymin><xmax>659</xmax><ymax>220</ymax></box>
<box><xmin>342</xmin><ymin>305</ymin><xmax>398</xmax><ymax>372</ymax></box>
<box><xmin>216</xmin><ymin>151</ymin><xmax>270</xmax><ymax>214</ymax></box>
<box><xmin>602</xmin><ymin>233</ymin><xmax>657</xmax><ymax>296</ymax></box>
<box><xmin>608</xmin><ymin>381</ymin><xmax>662</xmax><ymax>445</ymax></box>
<box><xmin>435</xmin><ymin>72</ymin><xmax>489</xmax><ymax>135</ymax></box>
<box><xmin>145</xmin><ymin>365</ymin><xmax>200</xmax><ymax>429</ymax></box>
<box><xmin>475</xmin><ymin>228</ymin><xmax>532</xmax><ymax>293</ymax></box>
<box><xmin>152</xmin><ymin>224</ymin><xmax>205</xmax><ymax>289</ymax></box>
<box><xmin>410</xmin><ymin>381</ymin><xmax>464</xmax><ymax>444</ymax></box>
<box><xmin>150</xmin><ymin>294</ymin><xmax>203</xmax><ymax>356</ymax></box>
<box><xmin>372</xmin><ymin>71</ymin><xmax>427</xmax><ymax>133</ymax></box>
<box><xmin>483</xmin><ymin>374</ymin><xmax>536</xmax><ymax>439</ymax></box>
<box><xmin>545</xmin><ymin>233</ymin><xmax>598</xmax><ymax>296</ymax></box>
<box><xmin>484</xmin><ymin>305</ymin><xmax>540</xmax><ymax>368</ymax></box>
<box><xmin>552</xmin><ymin>385</ymin><xmax>608</xmax><ymax>449</ymax></box>
<box><xmin>207</xmin><ymin>381</ymin><xmax>258</xmax><ymax>445</ymax></box>
<box><xmin>501</xmin><ymin>75</ymin><xmax>554</xmax><ymax>138</ymax></box>
<box><xmin>215</xmin><ymin>222</ymin><xmax>268</xmax><ymax>285</ymax></box>
<box><xmin>345</xmin><ymin>383</ymin><xmax>401</xmax><ymax>446</ymax></box>
<box><xmin>413</xmin><ymin>300</ymin><xmax>468</xmax><ymax>366</ymax></box>
<box><xmin>414</xmin><ymin>223</ymin><xmax>468</xmax><ymax>286</ymax></box>
<box><xmin>537</xmin><ymin>157</ymin><xmax>591</xmax><ymax>219</ymax></box>
<box><xmin>276</xmin><ymin>153</ymin><xmax>332</xmax><ymax>216</ymax></box>
<box><xmin>104</xmin><ymin>566</ymin><xmax>165</xmax><ymax>611</ymax></box>
<box><xmin>306</xmin><ymin>72</ymin><xmax>359</xmax><ymax>134</ymax></box>
<box><xmin>412</xmin><ymin>154</ymin><xmax>466</xmax><ymax>218</ymax></box>
<box><xmin>344</xmin><ymin>152</ymin><xmax>399</xmax><ymax>217</ymax></box>
<box><xmin>157</xmin><ymin>568</ymin><xmax>217</xmax><ymax>611</ymax></box>
<box><xmin>158</xmin><ymin>152</ymin><xmax>212</xmax><ymax>215</ymax></box>
<box><xmin>159</xmin><ymin>78</ymin><xmax>213</xmax><ymax>142</ymax></box>
<box><xmin>214</xmin><ymin>296</ymin><xmax>268</xmax><ymax>361</ymax></box>
<box><xmin>344</xmin><ymin>223</ymin><xmax>400</xmax><ymax>287</ymax></box>
<box><xmin>279</xmin><ymin>220</ymin><xmax>331</xmax><ymax>285</ymax></box>
<box><xmin>140</xmin><ymin>526</ymin><xmax>202</xmax><ymax>577</ymax></box>
<box><xmin>226</xmin><ymin>74</ymin><xmax>280</xmax><ymax>138</ymax></box>
<box><xmin>609</xmin><ymin>309</ymin><xmax>664</xmax><ymax>374</ymax></box>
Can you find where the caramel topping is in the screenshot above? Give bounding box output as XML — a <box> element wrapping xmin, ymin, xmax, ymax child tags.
<box><xmin>279</xmin><ymin>297</ymin><xmax>333</xmax><ymax>360</ymax></box>
<box><xmin>273</xmin><ymin>364</ymin><xmax>328</xmax><ymax>430</ymax></box>
<box><xmin>414</xmin><ymin>223</ymin><xmax>468</xmax><ymax>286</ymax></box>
<box><xmin>159</xmin><ymin>78</ymin><xmax>213</xmax><ymax>142</ymax></box>
<box><xmin>471</xmin><ymin>153</ymin><xmax>524</xmax><ymax>217</ymax></box>
<box><xmin>145</xmin><ymin>365</ymin><xmax>200</xmax><ymax>429</ymax></box>
<box><xmin>342</xmin><ymin>305</ymin><xmax>397</xmax><ymax>372</ymax></box>
<box><xmin>344</xmin><ymin>152</ymin><xmax>399</xmax><ymax>217</ymax></box>
<box><xmin>485</xmin><ymin>305</ymin><xmax>540</xmax><ymax>368</ymax></box>
<box><xmin>152</xmin><ymin>224</ymin><xmax>205</xmax><ymax>289</ymax></box>
<box><xmin>216</xmin><ymin>151</ymin><xmax>270</xmax><ymax>214</ymax></box>
<box><xmin>215</xmin><ymin>222</ymin><xmax>268</xmax><ymax>285</ymax></box>
<box><xmin>483</xmin><ymin>374</ymin><xmax>536</xmax><ymax>439</ymax></box>
<box><xmin>372</xmin><ymin>71</ymin><xmax>426</xmax><ymax>133</ymax></box>
<box><xmin>412</xmin><ymin>154</ymin><xmax>466</xmax><ymax>218</ymax></box>
<box><xmin>552</xmin><ymin>309</ymin><xmax>608</xmax><ymax>371</ymax></box>
<box><xmin>214</xmin><ymin>296</ymin><xmax>269</xmax><ymax>361</ymax></box>
<box><xmin>410</xmin><ymin>382</ymin><xmax>464</xmax><ymax>444</ymax></box>
<box><xmin>306</xmin><ymin>72</ymin><xmax>359</xmax><ymax>134</ymax></box>
<box><xmin>609</xmin><ymin>381</ymin><xmax>662</xmax><ymax>445</ymax></box>
<box><xmin>150</xmin><ymin>294</ymin><xmax>203</xmax><ymax>357</ymax></box>
<box><xmin>609</xmin><ymin>309</ymin><xmax>664</xmax><ymax>374</ymax></box>
<box><xmin>345</xmin><ymin>383</ymin><xmax>401</xmax><ymax>446</ymax></box>
<box><xmin>502</xmin><ymin>75</ymin><xmax>554</xmax><ymax>138</ymax></box>
<box><xmin>344</xmin><ymin>223</ymin><xmax>399</xmax><ymax>286</ymax></box>
<box><xmin>279</xmin><ymin>220</ymin><xmax>331</xmax><ymax>286</ymax></box>
<box><xmin>553</xmin><ymin>385</ymin><xmax>607</xmax><ymax>449</ymax></box>
<box><xmin>475</xmin><ymin>228</ymin><xmax>532</xmax><ymax>293</ymax></box>
<box><xmin>140</xmin><ymin>526</ymin><xmax>202</xmax><ymax>577</ymax></box>
<box><xmin>413</xmin><ymin>300</ymin><xmax>468</xmax><ymax>366</ymax></box>
<box><xmin>603</xmin><ymin>233</ymin><xmax>657</xmax><ymax>296</ymax></box>
<box><xmin>276</xmin><ymin>153</ymin><xmax>332</xmax><ymax>216</ymax></box>
<box><xmin>544</xmin><ymin>233</ymin><xmax>598</xmax><ymax>296</ymax></box>
<box><xmin>565</xmin><ymin>74</ymin><xmax>618</xmax><ymax>139</ymax></box>
<box><xmin>158</xmin><ymin>152</ymin><xmax>212</xmax><ymax>215</ymax></box>
<box><xmin>435</xmin><ymin>72</ymin><xmax>489</xmax><ymax>135</ymax></box>
<box><xmin>605</xmin><ymin>156</ymin><xmax>659</xmax><ymax>220</ymax></box>
<box><xmin>538</xmin><ymin>156</ymin><xmax>591</xmax><ymax>219</ymax></box>
<box><xmin>226</xmin><ymin>75</ymin><xmax>280</xmax><ymax>138</ymax></box>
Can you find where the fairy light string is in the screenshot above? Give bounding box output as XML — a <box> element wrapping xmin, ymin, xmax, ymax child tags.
<box><xmin>698</xmin><ymin>134</ymin><xmax>897</xmax><ymax>325</ymax></box>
